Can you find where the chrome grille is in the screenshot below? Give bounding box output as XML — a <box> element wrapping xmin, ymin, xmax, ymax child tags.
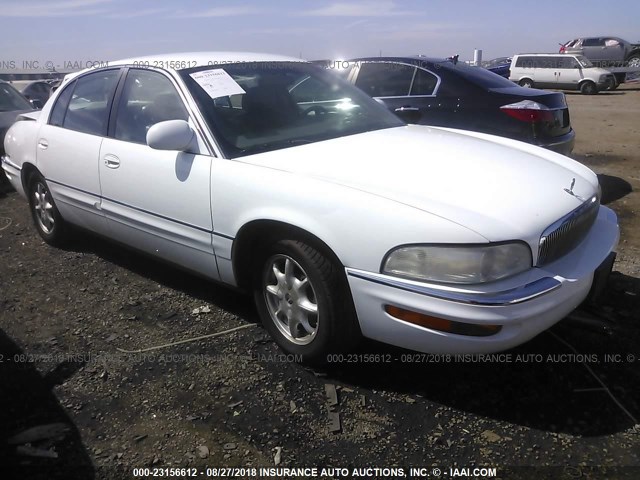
<box><xmin>537</xmin><ymin>196</ymin><xmax>599</xmax><ymax>266</ymax></box>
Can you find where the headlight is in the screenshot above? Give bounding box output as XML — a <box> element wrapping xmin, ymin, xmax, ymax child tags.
<box><xmin>382</xmin><ymin>243</ymin><xmax>532</xmax><ymax>284</ymax></box>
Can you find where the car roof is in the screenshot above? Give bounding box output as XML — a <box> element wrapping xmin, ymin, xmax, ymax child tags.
<box><xmin>514</xmin><ymin>53</ymin><xmax>578</xmax><ymax>56</ymax></box>
<box><xmin>110</xmin><ymin>51</ymin><xmax>305</xmax><ymax>69</ymax></box>
<box><xmin>348</xmin><ymin>55</ymin><xmax>451</xmax><ymax>65</ymax></box>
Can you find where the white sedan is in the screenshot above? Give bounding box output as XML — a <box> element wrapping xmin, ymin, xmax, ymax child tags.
<box><xmin>2</xmin><ymin>52</ymin><xmax>619</xmax><ymax>363</ymax></box>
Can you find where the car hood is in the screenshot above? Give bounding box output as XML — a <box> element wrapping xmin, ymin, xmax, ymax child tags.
<box><xmin>240</xmin><ymin>125</ymin><xmax>599</xmax><ymax>243</ymax></box>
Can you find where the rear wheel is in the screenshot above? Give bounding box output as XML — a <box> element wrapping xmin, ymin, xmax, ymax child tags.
<box><xmin>519</xmin><ymin>78</ymin><xmax>534</xmax><ymax>88</ymax></box>
<box><xmin>253</xmin><ymin>239</ymin><xmax>360</xmax><ymax>363</ymax></box>
<box><xmin>580</xmin><ymin>81</ymin><xmax>598</xmax><ymax>95</ymax></box>
<box><xmin>627</xmin><ymin>54</ymin><xmax>640</xmax><ymax>67</ymax></box>
<box><xmin>27</xmin><ymin>172</ymin><xmax>68</xmax><ymax>246</ymax></box>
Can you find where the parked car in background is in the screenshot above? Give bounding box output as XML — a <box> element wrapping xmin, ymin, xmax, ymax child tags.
<box><xmin>509</xmin><ymin>54</ymin><xmax>615</xmax><ymax>94</ymax></box>
<box><xmin>483</xmin><ymin>57</ymin><xmax>511</xmax><ymax>78</ymax></box>
<box><xmin>329</xmin><ymin>56</ymin><xmax>574</xmax><ymax>155</ymax></box>
<box><xmin>0</xmin><ymin>80</ymin><xmax>36</xmax><ymax>183</ymax></box>
<box><xmin>21</xmin><ymin>80</ymin><xmax>55</xmax><ymax>107</ymax></box>
<box><xmin>560</xmin><ymin>36</ymin><xmax>640</xmax><ymax>86</ymax></box>
<box><xmin>2</xmin><ymin>53</ymin><xmax>619</xmax><ymax>362</ymax></box>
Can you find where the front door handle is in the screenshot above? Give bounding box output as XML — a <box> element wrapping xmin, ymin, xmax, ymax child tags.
<box><xmin>37</xmin><ymin>139</ymin><xmax>48</xmax><ymax>150</ymax></box>
<box><xmin>395</xmin><ymin>106</ymin><xmax>420</xmax><ymax>112</ymax></box>
<box><xmin>104</xmin><ymin>154</ymin><xmax>120</xmax><ymax>169</ymax></box>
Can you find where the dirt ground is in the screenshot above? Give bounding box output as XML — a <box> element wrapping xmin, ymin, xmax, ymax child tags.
<box><xmin>1</xmin><ymin>85</ymin><xmax>639</xmax><ymax>480</ymax></box>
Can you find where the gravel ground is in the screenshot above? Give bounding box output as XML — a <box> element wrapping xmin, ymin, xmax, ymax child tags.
<box><xmin>1</xmin><ymin>85</ymin><xmax>639</xmax><ymax>480</ymax></box>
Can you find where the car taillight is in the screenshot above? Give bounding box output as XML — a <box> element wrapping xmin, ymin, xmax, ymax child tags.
<box><xmin>500</xmin><ymin>100</ymin><xmax>555</xmax><ymax>122</ymax></box>
<box><xmin>559</xmin><ymin>45</ymin><xmax>566</xmax><ymax>53</ymax></box>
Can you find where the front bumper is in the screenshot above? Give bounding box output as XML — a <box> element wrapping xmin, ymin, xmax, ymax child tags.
<box><xmin>346</xmin><ymin>206</ymin><xmax>619</xmax><ymax>354</ymax></box>
<box><xmin>1</xmin><ymin>155</ymin><xmax>25</xmax><ymax>196</ymax></box>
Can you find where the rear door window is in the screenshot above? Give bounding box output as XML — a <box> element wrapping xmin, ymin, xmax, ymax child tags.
<box><xmin>410</xmin><ymin>68</ymin><xmax>438</xmax><ymax>95</ymax></box>
<box><xmin>355</xmin><ymin>62</ymin><xmax>415</xmax><ymax>97</ymax></box>
<box><xmin>62</xmin><ymin>70</ymin><xmax>121</xmax><ymax>136</ymax></box>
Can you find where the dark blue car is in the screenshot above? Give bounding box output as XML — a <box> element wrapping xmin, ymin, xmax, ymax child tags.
<box><xmin>325</xmin><ymin>56</ymin><xmax>574</xmax><ymax>156</ymax></box>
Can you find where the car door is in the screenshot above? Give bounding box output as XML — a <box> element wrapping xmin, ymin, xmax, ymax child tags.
<box><xmin>579</xmin><ymin>38</ymin><xmax>607</xmax><ymax>63</ymax></box>
<box><xmin>601</xmin><ymin>38</ymin><xmax>625</xmax><ymax>64</ymax></box>
<box><xmin>555</xmin><ymin>56</ymin><xmax>581</xmax><ymax>89</ymax></box>
<box><xmin>36</xmin><ymin>68</ymin><xmax>122</xmax><ymax>234</ymax></box>
<box><xmin>98</xmin><ymin>68</ymin><xmax>218</xmax><ymax>279</ymax></box>
<box><xmin>534</xmin><ymin>56</ymin><xmax>558</xmax><ymax>88</ymax></box>
<box><xmin>352</xmin><ymin>62</ymin><xmax>437</xmax><ymax>123</ymax></box>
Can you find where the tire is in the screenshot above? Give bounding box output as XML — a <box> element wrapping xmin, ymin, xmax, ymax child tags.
<box><xmin>519</xmin><ymin>78</ymin><xmax>534</xmax><ymax>88</ymax></box>
<box><xmin>627</xmin><ymin>53</ymin><xmax>640</xmax><ymax>68</ymax></box>
<box><xmin>27</xmin><ymin>172</ymin><xmax>68</xmax><ymax>246</ymax></box>
<box><xmin>253</xmin><ymin>239</ymin><xmax>360</xmax><ymax>363</ymax></box>
<box><xmin>580</xmin><ymin>81</ymin><xmax>598</xmax><ymax>95</ymax></box>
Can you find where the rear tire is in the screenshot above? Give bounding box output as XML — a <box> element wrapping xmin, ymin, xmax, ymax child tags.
<box><xmin>519</xmin><ymin>78</ymin><xmax>534</xmax><ymax>88</ymax></box>
<box><xmin>580</xmin><ymin>81</ymin><xmax>598</xmax><ymax>95</ymax></box>
<box><xmin>253</xmin><ymin>239</ymin><xmax>360</xmax><ymax>364</ymax></box>
<box><xmin>27</xmin><ymin>172</ymin><xmax>68</xmax><ymax>246</ymax></box>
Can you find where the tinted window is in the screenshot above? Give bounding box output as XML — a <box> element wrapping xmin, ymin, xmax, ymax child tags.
<box><xmin>114</xmin><ymin>69</ymin><xmax>188</xmax><ymax>144</ymax></box>
<box><xmin>355</xmin><ymin>63</ymin><xmax>415</xmax><ymax>97</ymax></box>
<box><xmin>49</xmin><ymin>80</ymin><xmax>76</xmax><ymax>127</ymax></box>
<box><xmin>515</xmin><ymin>56</ymin><xmax>557</xmax><ymax>68</ymax></box>
<box><xmin>582</xmin><ymin>38</ymin><xmax>604</xmax><ymax>47</ymax></box>
<box><xmin>410</xmin><ymin>68</ymin><xmax>438</xmax><ymax>95</ymax></box>
<box><xmin>557</xmin><ymin>56</ymin><xmax>579</xmax><ymax>69</ymax></box>
<box><xmin>439</xmin><ymin>62</ymin><xmax>515</xmax><ymax>88</ymax></box>
<box><xmin>63</xmin><ymin>70</ymin><xmax>120</xmax><ymax>136</ymax></box>
<box><xmin>0</xmin><ymin>83</ymin><xmax>32</xmax><ymax>111</ymax></box>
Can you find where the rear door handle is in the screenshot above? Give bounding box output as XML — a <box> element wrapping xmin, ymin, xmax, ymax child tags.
<box><xmin>37</xmin><ymin>139</ymin><xmax>48</xmax><ymax>150</ymax></box>
<box><xmin>394</xmin><ymin>106</ymin><xmax>419</xmax><ymax>112</ymax></box>
<box><xmin>104</xmin><ymin>154</ymin><xmax>120</xmax><ymax>169</ymax></box>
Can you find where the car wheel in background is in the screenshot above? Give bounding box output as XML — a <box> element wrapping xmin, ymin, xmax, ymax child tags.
<box><xmin>519</xmin><ymin>78</ymin><xmax>534</xmax><ymax>88</ymax></box>
<box><xmin>27</xmin><ymin>172</ymin><xmax>68</xmax><ymax>246</ymax></box>
<box><xmin>580</xmin><ymin>81</ymin><xmax>598</xmax><ymax>95</ymax></box>
<box><xmin>253</xmin><ymin>239</ymin><xmax>360</xmax><ymax>363</ymax></box>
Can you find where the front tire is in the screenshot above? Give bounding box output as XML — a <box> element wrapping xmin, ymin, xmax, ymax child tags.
<box><xmin>253</xmin><ymin>239</ymin><xmax>360</xmax><ymax>363</ymax></box>
<box><xmin>580</xmin><ymin>81</ymin><xmax>598</xmax><ymax>95</ymax></box>
<box><xmin>27</xmin><ymin>172</ymin><xmax>68</xmax><ymax>246</ymax></box>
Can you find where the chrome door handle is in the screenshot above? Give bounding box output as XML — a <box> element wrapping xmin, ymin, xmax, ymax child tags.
<box><xmin>37</xmin><ymin>139</ymin><xmax>48</xmax><ymax>150</ymax></box>
<box><xmin>395</xmin><ymin>106</ymin><xmax>419</xmax><ymax>112</ymax></box>
<box><xmin>104</xmin><ymin>154</ymin><xmax>120</xmax><ymax>169</ymax></box>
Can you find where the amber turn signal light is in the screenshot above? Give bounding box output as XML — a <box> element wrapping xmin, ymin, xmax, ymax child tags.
<box><xmin>384</xmin><ymin>305</ymin><xmax>502</xmax><ymax>337</ymax></box>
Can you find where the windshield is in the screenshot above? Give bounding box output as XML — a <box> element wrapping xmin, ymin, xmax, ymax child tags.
<box><xmin>0</xmin><ymin>83</ymin><xmax>32</xmax><ymax>112</ymax></box>
<box><xmin>575</xmin><ymin>55</ymin><xmax>594</xmax><ymax>68</ymax></box>
<box><xmin>179</xmin><ymin>62</ymin><xmax>404</xmax><ymax>158</ymax></box>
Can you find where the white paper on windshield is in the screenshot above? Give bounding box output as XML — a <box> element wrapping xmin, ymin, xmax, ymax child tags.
<box><xmin>189</xmin><ymin>69</ymin><xmax>246</xmax><ymax>99</ymax></box>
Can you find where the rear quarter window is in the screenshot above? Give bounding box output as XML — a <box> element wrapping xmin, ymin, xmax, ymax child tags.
<box><xmin>441</xmin><ymin>62</ymin><xmax>515</xmax><ymax>89</ymax></box>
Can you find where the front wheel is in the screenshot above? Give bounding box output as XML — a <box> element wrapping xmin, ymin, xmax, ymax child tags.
<box><xmin>519</xmin><ymin>78</ymin><xmax>534</xmax><ymax>88</ymax></box>
<box><xmin>580</xmin><ymin>81</ymin><xmax>598</xmax><ymax>95</ymax></box>
<box><xmin>27</xmin><ymin>172</ymin><xmax>68</xmax><ymax>246</ymax></box>
<box><xmin>253</xmin><ymin>240</ymin><xmax>360</xmax><ymax>363</ymax></box>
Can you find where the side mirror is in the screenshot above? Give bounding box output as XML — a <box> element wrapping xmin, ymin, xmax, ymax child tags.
<box><xmin>30</xmin><ymin>99</ymin><xmax>43</xmax><ymax>109</ymax></box>
<box><xmin>146</xmin><ymin>120</ymin><xmax>195</xmax><ymax>151</ymax></box>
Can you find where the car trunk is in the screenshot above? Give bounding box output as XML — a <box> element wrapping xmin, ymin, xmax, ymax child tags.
<box><xmin>489</xmin><ymin>86</ymin><xmax>572</xmax><ymax>139</ymax></box>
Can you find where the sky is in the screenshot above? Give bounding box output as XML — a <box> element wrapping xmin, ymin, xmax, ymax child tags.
<box><xmin>1</xmin><ymin>0</ymin><xmax>639</xmax><ymax>70</ymax></box>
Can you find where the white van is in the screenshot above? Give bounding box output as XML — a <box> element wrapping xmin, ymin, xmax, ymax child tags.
<box><xmin>509</xmin><ymin>54</ymin><xmax>615</xmax><ymax>94</ymax></box>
